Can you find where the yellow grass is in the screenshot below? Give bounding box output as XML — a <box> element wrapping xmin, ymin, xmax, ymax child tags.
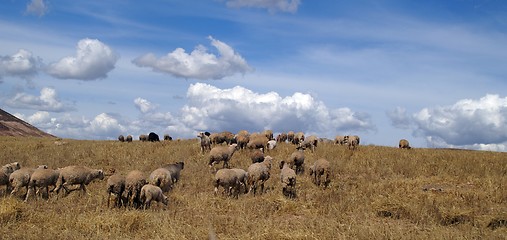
<box><xmin>0</xmin><ymin>136</ymin><xmax>506</xmax><ymax>239</ymax></box>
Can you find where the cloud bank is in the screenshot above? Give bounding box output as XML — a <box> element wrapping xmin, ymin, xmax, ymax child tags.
<box><xmin>46</xmin><ymin>38</ymin><xmax>118</xmax><ymax>80</ymax></box>
<box><xmin>6</xmin><ymin>87</ymin><xmax>74</xmax><ymax>112</ymax></box>
<box><xmin>0</xmin><ymin>49</ymin><xmax>40</xmax><ymax>79</ymax></box>
<box><xmin>224</xmin><ymin>0</ymin><xmax>301</xmax><ymax>13</ymax></box>
<box><xmin>389</xmin><ymin>94</ymin><xmax>507</xmax><ymax>151</ymax></box>
<box><xmin>133</xmin><ymin>36</ymin><xmax>252</xmax><ymax>80</ymax></box>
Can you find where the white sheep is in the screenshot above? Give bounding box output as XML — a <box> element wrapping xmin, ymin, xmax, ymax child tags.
<box><xmin>267</xmin><ymin>140</ymin><xmax>277</xmax><ymax>151</ymax></box>
<box><xmin>125</xmin><ymin>170</ymin><xmax>147</xmax><ymax>208</ymax></box>
<box><xmin>208</xmin><ymin>143</ymin><xmax>239</xmax><ymax>169</ymax></box>
<box><xmin>140</xmin><ymin>184</ymin><xmax>169</xmax><ymax>209</ymax></box>
<box><xmin>198</xmin><ymin>132</ymin><xmax>211</xmax><ymax>154</ymax></box>
<box><xmin>107</xmin><ymin>174</ymin><xmax>126</xmax><ymax>208</ymax></box>
<box><xmin>53</xmin><ymin>165</ymin><xmax>104</xmax><ymax>196</ymax></box>
<box><xmin>25</xmin><ymin>168</ymin><xmax>60</xmax><ymax>201</ymax></box>
<box><xmin>148</xmin><ymin>168</ymin><xmax>172</xmax><ymax>192</ymax></box>
<box><xmin>161</xmin><ymin>161</ymin><xmax>184</xmax><ymax>184</ymax></box>
<box><xmin>213</xmin><ymin>168</ymin><xmax>240</xmax><ymax>198</ymax></box>
<box><xmin>247</xmin><ymin>156</ymin><xmax>273</xmax><ymax>195</ymax></box>
<box><xmin>279</xmin><ymin>160</ymin><xmax>297</xmax><ymax>199</ymax></box>
<box><xmin>0</xmin><ymin>162</ymin><xmax>21</xmax><ymax>194</ymax></box>
<box><xmin>287</xmin><ymin>146</ymin><xmax>305</xmax><ymax>175</ymax></box>
<box><xmin>9</xmin><ymin>165</ymin><xmax>48</xmax><ymax>197</ymax></box>
<box><xmin>309</xmin><ymin>158</ymin><xmax>331</xmax><ymax>187</ymax></box>
<box><xmin>231</xmin><ymin>168</ymin><xmax>248</xmax><ymax>194</ymax></box>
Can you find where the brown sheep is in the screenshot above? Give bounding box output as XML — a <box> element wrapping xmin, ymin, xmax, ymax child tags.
<box><xmin>209</xmin><ymin>144</ymin><xmax>239</xmax><ymax>169</ymax></box>
<box><xmin>287</xmin><ymin>146</ymin><xmax>305</xmax><ymax>174</ymax></box>
<box><xmin>399</xmin><ymin>139</ymin><xmax>411</xmax><ymax>149</ymax></box>
<box><xmin>309</xmin><ymin>158</ymin><xmax>331</xmax><ymax>187</ymax></box>
<box><xmin>125</xmin><ymin>170</ymin><xmax>147</xmax><ymax>208</ymax></box>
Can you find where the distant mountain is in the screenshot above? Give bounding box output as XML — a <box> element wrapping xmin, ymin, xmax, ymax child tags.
<box><xmin>0</xmin><ymin>108</ymin><xmax>56</xmax><ymax>138</ymax></box>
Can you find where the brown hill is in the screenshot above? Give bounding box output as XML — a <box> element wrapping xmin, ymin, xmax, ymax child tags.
<box><xmin>0</xmin><ymin>108</ymin><xmax>56</xmax><ymax>138</ymax></box>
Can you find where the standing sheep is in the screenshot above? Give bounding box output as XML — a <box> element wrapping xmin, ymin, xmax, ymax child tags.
<box><xmin>125</xmin><ymin>170</ymin><xmax>147</xmax><ymax>208</ymax></box>
<box><xmin>9</xmin><ymin>165</ymin><xmax>48</xmax><ymax>197</ymax></box>
<box><xmin>52</xmin><ymin>165</ymin><xmax>104</xmax><ymax>196</ymax></box>
<box><xmin>247</xmin><ymin>156</ymin><xmax>273</xmax><ymax>195</ymax></box>
<box><xmin>140</xmin><ymin>184</ymin><xmax>169</xmax><ymax>209</ymax></box>
<box><xmin>118</xmin><ymin>135</ymin><xmax>125</xmax><ymax>142</ymax></box>
<box><xmin>148</xmin><ymin>168</ymin><xmax>172</xmax><ymax>192</ymax></box>
<box><xmin>299</xmin><ymin>135</ymin><xmax>318</xmax><ymax>153</ymax></box>
<box><xmin>107</xmin><ymin>174</ymin><xmax>126</xmax><ymax>208</ymax></box>
<box><xmin>293</xmin><ymin>132</ymin><xmax>305</xmax><ymax>145</ymax></box>
<box><xmin>126</xmin><ymin>135</ymin><xmax>133</xmax><ymax>142</ymax></box>
<box><xmin>213</xmin><ymin>168</ymin><xmax>241</xmax><ymax>198</ymax></box>
<box><xmin>279</xmin><ymin>160</ymin><xmax>297</xmax><ymax>199</ymax></box>
<box><xmin>250</xmin><ymin>149</ymin><xmax>265</xmax><ymax>163</ymax></box>
<box><xmin>231</xmin><ymin>168</ymin><xmax>248</xmax><ymax>194</ymax></box>
<box><xmin>309</xmin><ymin>158</ymin><xmax>331</xmax><ymax>187</ymax></box>
<box><xmin>247</xmin><ymin>135</ymin><xmax>268</xmax><ymax>152</ymax></box>
<box><xmin>139</xmin><ymin>134</ymin><xmax>148</xmax><ymax>141</ymax></box>
<box><xmin>287</xmin><ymin>146</ymin><xmax>305</xmax><ymax>175</ymax></box>
<box><xmin>276</xmin><ymin>133</ymin><xmax>288</xmax><ymax>143</ymax></box>
<box><xmin>235</xmin><ymin>134</ymin><xmax>250</xmax><ymax>150</ymax></box>
<box><xmin>348</xmin><ymin>135</ymin><xmax>360</xmax><ymax>150</ymax></box>
<box><xmin>334</xmin><ymin>135</ymin><xmax>346</xmax><ymax>145</ymax></box>
<box><xmin>164</xmin><ymin>134</ymin><xmax>173</xmax><ymax>141</ymax></box>
<box><xmin>262</xmin><ymin>129</ymin><xmax>274</xmax><ymax>140</ymax></box>
<box><xmin>0</xmin><ymin>162</ymin><xmax>21</xmax><ymax>194</ymax></box>
<box><xmin>198</xmin><ymin>132</ymin><xmax>212</xmax><ymax>154</ymax></box>
<box><xmin>399</xmin><ymin>139</ymin><xmax>411</xmax><ymax>149</ymax></box>
<box><xmin>161</xmin><ymin>161</ymin><xmax>184</xmax><ymax>184</ymax></box>
<box><xmin>208</xmin><ymin>144</ymin><xmax>239</xmax><ymax>170</ymax></box>
<box><xmin>287</xmin><ymin>131</ymin><xmax>295</xmax><ymax>144</ymax></box>
<box><xmin>148</xmin><ymin>132</ymin><xmax>160</xmax><ymax>142</ymax></box>
<box><xmin>25</xmin><ymin>168</ymin><xmax>60</xmax><ymax>201</ymax></box>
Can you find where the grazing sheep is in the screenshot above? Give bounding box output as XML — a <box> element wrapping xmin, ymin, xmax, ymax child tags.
<box><xmin>348</xmin><ymin>135</ymin><xmax>360</xmax><ymax>150</ymax></box>
<box><xmin>276</xmin><ymin>133</ymin><xmax>288</xmax><ymax>143</ymax></box>
<box><xmin>126</xmin><ymin>135</ymin><xmax>133</xmax><ymax>142</ymax></box>
<box><xmin>334</xmin><ymin>135</ymin><xmax>346</xmax><ymax>145</ymax></box>
<box><xmin>247</xmin><ymin>135</ymin><xmax>268</xmax><ymax>152</ymax></box>
<box><xmin>164</xmin><ymin>134</ymin><xmax>173</xmax><ymax>141</ymax></box>
<box><xmin>25</xmin><ymin>168</ymin><xmax>60</xmax><ymax>201</ymax></box>
<box><xmin>208</xmin><ymin>143</ymin><xmax>239</xmax><ymax>169</ymax></box>
<box><xmin>148</xmin><ymin>168</ymin><xmax>172</xmax><ymax>192</ymax></box>
<box><xmin>118</xmin><ymin>135</ymin><xmax>125</xmax><ymax>142</ymax></box>
<box><xmin>262</xmin><ymin>129</ymin><xmax>274</xmax><ymax>140</ymax></box>
<box><xmin>231</xmin><ymin>168</ymin><xmax>248</xmax><ymax>194</ymax></box>
<box><xmin>162</xmin><ymin>161</ymin><xmax>184</xmax><ymax>184</ymax></box>
<box><xmin>235</xmin><ymin>134</ymin><xmax>250</xmax><ymax>150</ymax></box>
<box><xmin>279</xmin><ymin>160</ymin><xmax>297</xmax><ymax>199</ymax></box>
<box><xmin>198</xmin><ymin>132</ymin><xmax>212</xmax><ymax>154</ymax></box>
<box><xmin>213</xmin><ymin>169</ymin><xmax>240</xmax><ymax>198</ymax></box>
<box><xmin>148</xmin><ymin>132</ymin><xmax>160</xmax><ymax>142</ymax></box>
<box><xmin>267</xmin><ymin>140</ymin><xmax>277</xmax><ymax>151</ymax></box>
<box><xmin>125</xmin><ymin>170</ymin><xmax>147</xmax><ymax>208</ymax></box>
<box><xmin>9</xmin><ymin>165</ymin><xmax>48</xmax><ymax>197</ymax></box>
<box><xmin>210</xmin><ymin>131</ymin><xmax>235</xmax><ymax>145</ymax></box>
<box><xmin>292</xmin><ymin>132</ymin><xmax>304</xmax><ymax>145</ymax></box>
<box><xmin>53</xmin><ymin>165</ymin><xmax>105</xmax><ymax>196</ymax></box>
<box><xmin>399</xmin><ymin>139</ymin><xmax>411</xmax><ymax>149</ymax></box>
<box><xmin>250</xmin><ymin>149</ymin><xmax>265</xmax><ymax>163</ymax></box>
<box><xmin>139</xmin><ymin>134</ymin><xmax>148</xmax><ymax>141</ymax></box>
<box><xmin>107</xmin><ymin>174</ymin><xmax>126</xmax><ymax>208</ymax></box>
<box><xmin>299</xmin><ymin>135</ymin><xmax>318</xmax><ymax>153</ymax></box>
<box><xmin>247</xmin><ymin>156</ymin><xmax>273</xmax><ymax>195</ymax></box>
<box><xmin>140</xmin><ymin>184</ymin><xmax>169</xmax><ymax>209</ymax></box>
<box><xmin>0</xmin><ymin>162</ymin><xmax>21</xmax><ymax>194</ymax></box>
<box><xmin>287</xmin><ymin>146</ymin><xmax>305</xmax><ymax>175</ymax></box>
<box><xmin>309</xmin><ymin>158</ymin><xmax>331</xmax><ymax>187</ymax></box>
<box><xmin>287</xmin><ymin>131</ymin><xmax>295</xmax><ymax>144</ymax></box>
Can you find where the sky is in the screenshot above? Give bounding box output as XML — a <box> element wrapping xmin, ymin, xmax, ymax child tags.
<box><xmin>1</xmin><ymin>0</ymin><xmax>507</xmax><ymax>151</ymax></box>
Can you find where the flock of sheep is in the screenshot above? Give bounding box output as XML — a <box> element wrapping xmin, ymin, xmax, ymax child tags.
<box><xmin>0</xmin><ymin>130</ymin><xmax>412</xmax><ymax>210</ymax></box>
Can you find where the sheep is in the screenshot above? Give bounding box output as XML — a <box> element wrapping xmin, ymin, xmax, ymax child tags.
<box><xmin>0</xmin><ymin>162</ymin><xmax>21</xmax><ymax>194</ymax></box>
<box><xmin>293</xmin><ymin>132</ymin><xmax>305</xmax><ymax>145</ymax></box>
<box><xmin>334</xmin><ymin>135</ymin><xmax>346</xmax><ymax>145</ymax></box>
<box><xmin>262</xmin><ymin>129</ymin><xmax>274</xmax><ymax>140</ymax></box>
<box><xmin>148</xmin><ymin>132</ymin><xmax>160</xmax><ymax>142</ymax></box>
<box><xmin>198</xmin><ymin>132</ymin><xmax>212</xmax><ymax>154</ymax></box>
<box><xmin>208</xmin><ymin>143</ymin><xmax>239</xmax><ymax>170</ymax></box>
<box><xmin>139</xmin><ymin>134</ymin><xmax>148</xmax><ymax>141</ymax></box>
<box><xmin>125</xmin><ymin>170</ymin><xmax>147</xmax><ymax>208</ymax></box>
<box><xmin>309</xmin><ymin>158</ymin><xmax>331</xmax><ymax>188</ymax></box>
<box><xmin>213</xmin><ymin>169</ymin><xmax>241</xmax><ymax>198</ymax></box>
<box><xmin>161</xmin><ymin>161</ymin><xmax>184</xmax><ymax>184</ymax></box>
<box><xmin>246</xmin><ymin>135</ymin><xmax>268</xmax><ymax>152</ymax></box>
<box><xmin>247</xmin><ymin>156</ymin><xmax>273</xmax><ymax>195</ymax></box>
<box><xmin>299</xmin><ymin>135</ymin><xmax>318</xmax><ymax>153</ymax></box>
<box><xmin>126</xmin><ymin>135</ymin><xmax>133</xmax><ymax>142</ymax></box>
<box><xmin>210</xmin><ymin>131</ymin><xmax>235</xmax><ymax>145</ymax></box>
<box><xmin>348</xmin><ymin>135</ymin><xmax>360</xmax><ymax>150</ymax></box>
<box><xmin>9</xmin><ymin>165</ymin><xmax>48</xmax><ymax>197</ymax></box>
<box><xmin>279</xmin><ymin>160</ymin><xmax>297</xmax><ymax>199</ymax></box>
<box><xmin>267</xmin><ymin>140</ymin><xmax>277</xmax><ymax>151</ymax></box>
<box><xmin>148</xmin><ymin>168</ymin><xmax>172</xmax><ymax>192</ymax></box>
<box><xmin>235</xmin><ymin>134</ymin><xmax>250</xmax><ymax>150</ymax></box>
<box><xmin>164</xmin><ymin>134</ymin><xmax>173</xmax><ymax>141</ymax></box>
<box><xmin>25</xmin><ymin>168</ymin><xmax>60</xmax><ymax>201</ymax></box>
<box><xmin>231</xmin><ymin>168</ymin><xmax>248</xmax><ymax>194</ymax></box>
<box><xmin>399</xmin><ymin>139</ymin><xmax>411</xmax><ymax>149</ymax></box>
<box><xmin>276</xmin><ymin>133</ymin><xmax>288</xmax><ymax>143</ymax></box>
<box><xmin>140</xmin><ymin>184</ymin><xmax>169</xmax><ymax>209</ymax></box>
<box><xmin>106</xmin><ymin>174</ymin><xmax>126</xmax><ymax>208</ymax></box>
<box><xmin>250</xmin><ymin>149</ymin><xmax>265</xmax><ymax>163</ymax></box>
<box><xmin>52</xmin><ymin>165</ymin><xmax>104</xmax><ymax>196</ymax></box>
<box><xmin>287</xmin><ymin>146</ymin><xmax>305</xmax><ymax>175</ymax></box>
<box><xmin>287</xmin><ymin>131</ymin><xmax>295</xmax><ymax>144</ymax></box>
<box><xmin>118</xmin><ymin>135</ymin><xmax>125</xmax><ymax>142</ymax></box>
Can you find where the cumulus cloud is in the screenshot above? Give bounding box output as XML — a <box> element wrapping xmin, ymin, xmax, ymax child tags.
<box><xmin>386</xmin><ymin>107</ymin><xmax>411</xmax><ymax>129</ymax></box>
<box><xmin>46</xmin><ymin>38</ymin><xmax>118</xmax><ymax>80</ymax></box>
<box><xmin>134</xmin><ymin>97</ymin><xmax>157</xmax><ymax>113</ymax></box>
<box><xmin>390</xmin><ymin>94</ymin><xmax>507</xmax><ymax>151</ymax></box>
<box><xmin>133</xmin><ymin>36</ymin><xmax>252</xmax><ymax>80</ymax></box>
<box><xmin>25</xmin><ymin>0</ymin><xmax>49</xmax><ymax>17</ymax></box>
<box><xmin>5</xmin><ymin>87</ymin><xmax>74</xmax><ymax>112</ymax></box>
<box><xmin>0</xmin><ymin>49</ymin><xmax>41</xmax><ymax>79</ymax></box>
<box><xmin>224</xmin><ymin>0</ymin><xmax>301</xmax><ymax>13</ymax></box>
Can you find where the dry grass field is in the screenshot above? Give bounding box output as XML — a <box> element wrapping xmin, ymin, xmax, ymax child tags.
<box><xmin>0</xmin><ymin>136</ymin><xmax>506</xmax><ymax>239</ymax></box>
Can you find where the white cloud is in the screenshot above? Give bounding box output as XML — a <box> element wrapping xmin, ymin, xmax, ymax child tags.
<box><xmin>0</xmin><ymin>49</ymin><xmax>41</xmax><ymax>79</ymax></box>
<box><xmin>386</xmin><ymin>107</ymin><xmax>411</xmax><ymax>129</ymax></box>
<box><xmin>134</xmin><ymin>97</ymin><xmax>157</xmax><ymax>113</ymax></box>
<box><xmin>46</xmin><ymin>38</ymin><xmax>118</xmax><ymax>80</ymax></box>
<box><xmin>5</xmin><ymin>87</ymin><xmax>74</xmax><ymax>112</ymax></box>
<box><xmin>390</xmin><ymin>94</ymin><xmax>507</xmax><ymax>151</ymax></box>
<box><xmin>224</xmin><ymin>0</ymin><xmax>301</xmax><ymax>13</ymax></box>
<box><xmin>25</xmin><ymin>0</ymin><xmax>49</xmax><ymax>17</ymax></box>
<box><xmin>133</xmin><ymin>36</ymin><xmax>252</xmax><ymax>80</ymax></box>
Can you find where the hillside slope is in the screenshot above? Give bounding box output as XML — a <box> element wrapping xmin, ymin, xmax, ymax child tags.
<box><xmin>0</xmin><ymin>108</ymin><xmax>55</xmax><ymax>138</ymax></box>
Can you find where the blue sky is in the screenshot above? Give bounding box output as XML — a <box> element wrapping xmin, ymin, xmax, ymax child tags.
<box><xmin>1</xmin><ymin>0</ymin><xmax>507</xmax><ymax>151</ymax></box>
